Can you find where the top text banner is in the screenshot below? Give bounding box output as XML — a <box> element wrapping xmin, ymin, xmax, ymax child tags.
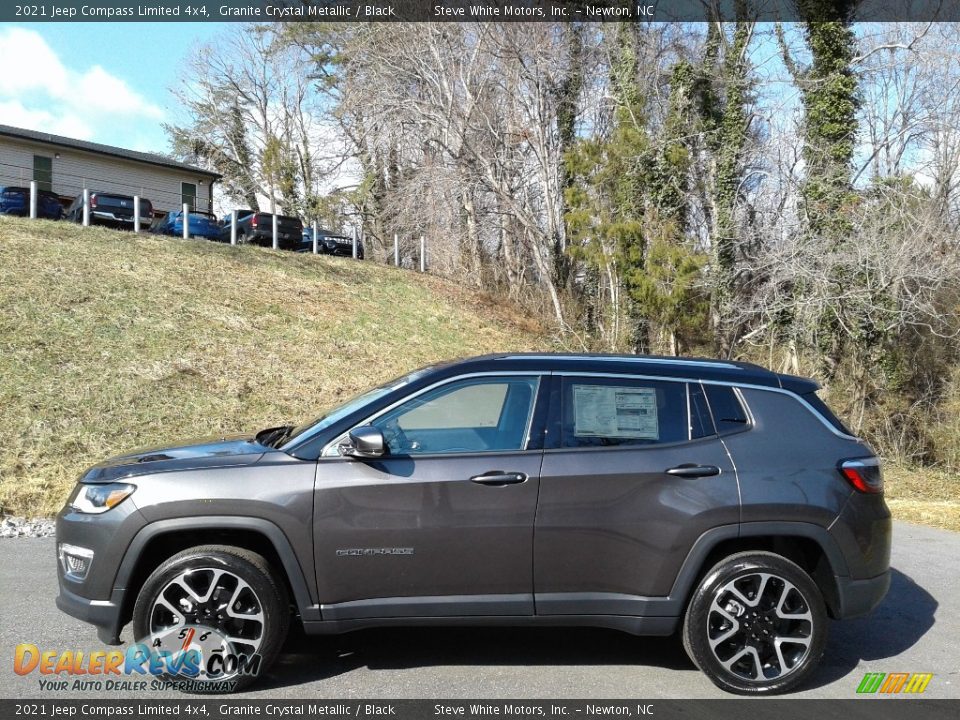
<box><xmin>6</xmin><ymin>0</ymin><xmax>960</xmax><ymax>23</ymax></box>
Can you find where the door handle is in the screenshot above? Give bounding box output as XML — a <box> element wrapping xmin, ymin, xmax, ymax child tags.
<box><xmin>470</xmin><ymin>471</ymin><xmax>528</xmax><ymax>486</ymax></box>
<box><xmin>666</xmin><ymin>464</ymin><xmax>721</xmax><ymax>478</ymax></box>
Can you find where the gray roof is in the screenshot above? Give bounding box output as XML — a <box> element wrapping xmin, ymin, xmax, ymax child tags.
<box><xmin>0</xmin><ymin>124</ymin><xmax>221</xmax><ymax>179</ymax></box>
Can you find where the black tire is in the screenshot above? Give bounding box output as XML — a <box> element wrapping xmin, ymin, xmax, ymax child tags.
<box><xmin>682</xmin><ymin>551</ymin><xmax>827</xmax><ymax>695</ymax></box>
<box><xmin>236</xmin><ymin>230</ymin><xmax>247</xmax><ymax>245</ymax></box>
<box><xmin>132</xmin><ymin>545</ymin><xmax>289</xmax><ymax>693</ymax></box>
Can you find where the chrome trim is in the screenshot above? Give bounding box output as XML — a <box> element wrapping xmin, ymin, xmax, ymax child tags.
<box><xmin>321</xmin><ymin>371</ymin><xmax>544</xmax><ymax>458</ymax></box>
<box><xmin>499</xmin><ymin>354</ymin><xmax>742</xmax><ymax>369</ymax></box>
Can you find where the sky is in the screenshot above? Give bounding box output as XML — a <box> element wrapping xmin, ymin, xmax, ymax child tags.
<box><xmin>0</xmin><ymin>22</ymin><xmax>227</xmax><ymax>155</ymax></box>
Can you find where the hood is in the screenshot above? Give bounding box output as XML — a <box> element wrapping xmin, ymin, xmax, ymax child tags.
<box><xmin>80</xmin><ymin>434</ymin><xmax>271</xmax><ymax>483</ymax></box>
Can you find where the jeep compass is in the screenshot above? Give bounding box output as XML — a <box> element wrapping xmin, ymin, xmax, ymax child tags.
<box><xmin>55</xmin><ymin>353</ymin><xmax>891</xmax><ymax>694</ymax></box>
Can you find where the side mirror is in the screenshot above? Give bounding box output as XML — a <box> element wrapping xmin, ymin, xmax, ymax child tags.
<box><xmin>339</xmin><ymin>425</ymin><xmax>385</xmax><ymax>459</ymax></box>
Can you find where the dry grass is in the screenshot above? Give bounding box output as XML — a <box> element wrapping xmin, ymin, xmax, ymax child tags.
<box><xmin>3</xmin><ymin>217</ymin><xmax>957</xmax><ymax>532</ymax></box>
<box><xmin>884</xmin><ymin>464</ymin><xmax>960</xmax><ymax>532</ymax></box>
<box><xmin>0</xmin><ymin>217</ymin><xmax>548</xmax><ymax>516</ymax></box>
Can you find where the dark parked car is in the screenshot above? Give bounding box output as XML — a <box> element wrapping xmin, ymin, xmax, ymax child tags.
<box><xmin>217</xmin><ymin>210</ymin><xmax>303</xmax><ymax>250</ymax></box>
<box><xmin>150</xmin><ymin>209</ymin><xmax>221</xmax><ymax>240</ymax></box>
<box><xmin>0</xmin><ymin>185</ymin><xmax>63</xmax><ymax>219</ymax></box>
<box><xmin>55</xmin><ymin>354</ymin><xmax>890</xmax><ymax>694</ymax></box>
<box><xmin>300</xmin><ymin>227</ymin><xmax>364</xmax><ymax>259</ymax></box>
<box><xmin>65</xmin><ymin>191</ymin><xmax>153</xmax><ymax>229</ymax></box>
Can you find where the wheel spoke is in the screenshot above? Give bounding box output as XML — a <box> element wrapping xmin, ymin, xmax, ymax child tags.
<box><xmin>720</xmin><ymin>647</ymin><xmax>762</xmax><ymax>679</ymax></box>
<box><xmin>775</xmin><ymin>580</ymin><xmax>812</xmax><ymax>621</ymax></box>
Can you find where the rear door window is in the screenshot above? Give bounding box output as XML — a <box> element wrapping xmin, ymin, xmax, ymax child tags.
<box><xmin>559</xmin><ymin>377</ymin><xmax>688</xmax><ymax>447</ymax></box>
<box><xmin>703</xmin><ymin>385</ymin><xmax>750</xmax><ymax>434</ymax></box>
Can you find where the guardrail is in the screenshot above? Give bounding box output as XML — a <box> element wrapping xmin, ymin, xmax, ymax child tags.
<box><xmin>2</xmin><ymin>169</ymin><xmax>429</xmax><ymax>270</ymax></box>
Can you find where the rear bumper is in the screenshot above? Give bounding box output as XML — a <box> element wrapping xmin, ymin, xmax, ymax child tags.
<box><xmin>55</xmin><ymin>583</ymin><xmax>126</xmax><ymax>645</ymax></box>
<box><xmin>834</xmin><ymin>570</ymin><xmax>890</xmax><ymax>619</ymax></box>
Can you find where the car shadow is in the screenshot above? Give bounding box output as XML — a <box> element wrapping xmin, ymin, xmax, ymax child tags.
<box><xmin>251</xmin><ymin>566</ymin><xmax>936</xmax><ymax>693</ymax></box>
<box><xmin>805</xmin><ymin>566</ymin><xmax>938</xmax><ymax>689</ymax></box>
<box><xmin>254</xmin><ymin>624</ymin><xmax>696</xmax><ymax>691</ymax></box>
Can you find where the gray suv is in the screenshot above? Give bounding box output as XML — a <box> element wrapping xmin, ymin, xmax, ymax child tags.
<box><xmin>55</xmin><ymin>354</ymin><xmax>891</xmax><ymax>694</ymax></box>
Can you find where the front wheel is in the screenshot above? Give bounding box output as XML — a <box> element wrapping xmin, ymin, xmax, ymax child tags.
<box><xmin>131</xmin><ymin>545</ymin><xmax>289</xmax><ymax>693</ymax></box>
<box><xmin>682</xmin><ymin>551</ymin><xmax>827</xmax><ymax>695</ymax></box>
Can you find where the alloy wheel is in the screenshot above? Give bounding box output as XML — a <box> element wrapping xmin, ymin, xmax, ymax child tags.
<box><xmin>706</xmin><ymin>571</ymin><xmax>814</xmax><ymax>682</ymax></box>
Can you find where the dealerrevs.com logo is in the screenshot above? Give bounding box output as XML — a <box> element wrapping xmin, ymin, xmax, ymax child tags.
<box><xmin>14</xmin><ymin>625</ymin><xmax>261</xmax><ymax>693</ymax></box>
<box><xmin>856</xmin><ymin>672</ymin><xmax>934</xmax><ymax>695</ymax></box>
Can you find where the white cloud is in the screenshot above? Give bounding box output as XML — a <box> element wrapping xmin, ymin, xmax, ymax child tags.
<box><xmin>0</xmin><ymin>27</ymin><xmax>164</xmax><ymax>142</ymax></box>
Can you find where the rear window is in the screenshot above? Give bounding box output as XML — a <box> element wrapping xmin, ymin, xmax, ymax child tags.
<box><xmin>704</xmin><ymin>385</ymin><xmax>750</xmax><ymax>434</ymax></box>
<box><xmin>802</xmin><ymin>391</ymin><xmax>854</xmax><ymax>436</ymax></box>
<box><xmin>560</xmin><ymin>377</ymin><xmax>688</xmax><ymax>447</ymax></box>
<box><xmin>94</xmin><ymin>195</ymin><xmax>134</xmax><ymax>208</ymax></box>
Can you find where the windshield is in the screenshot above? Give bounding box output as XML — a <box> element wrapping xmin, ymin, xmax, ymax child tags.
<box><xmin>279</xmin><ymin>367</ymin><xmax>435</xmax><ymax>449</ymax></box>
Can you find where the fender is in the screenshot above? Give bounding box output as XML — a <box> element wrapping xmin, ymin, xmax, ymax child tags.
<box><xmin>665</xmin><ymin>521</ymin><xmax>849</xmax><ymax>612</ymax></box>
<box><xmin>113</xmin><ymin>516</ymin><xmax>320</xmax><ymax>621</ymax></box>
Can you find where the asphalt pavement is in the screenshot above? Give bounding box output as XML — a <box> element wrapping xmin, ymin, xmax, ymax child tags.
<box><xmin>0</xmin><ymin>521</ymin><xmax>956</xmax><ymax>699</ymax></box>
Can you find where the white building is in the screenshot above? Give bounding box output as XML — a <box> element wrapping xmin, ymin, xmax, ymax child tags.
<box><xmin>0</xmin><ymin>124</ymin><xmax>219</xmax><ymax>215</ymax></box>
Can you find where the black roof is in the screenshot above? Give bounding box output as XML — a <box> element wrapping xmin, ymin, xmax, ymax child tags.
<box><xmin>0</xmin><ymin>124</ymin><xmax>221</xmax><ymax>179</ymax></box>
<box><xmin>429</xmin><ymin>353</ymin><xmax>819</xmax><ymax>393</ymax></box>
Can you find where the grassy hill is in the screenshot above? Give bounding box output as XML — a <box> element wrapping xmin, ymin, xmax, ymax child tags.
<box><xmin>0</xmin><ymin>217</ymin><xmax>546</xmax><ymax>516</ymax></box>
<box><xmin>1</xmin><ymin>217</ymin><xmax>956</xmax><ymax>530</ymax></box>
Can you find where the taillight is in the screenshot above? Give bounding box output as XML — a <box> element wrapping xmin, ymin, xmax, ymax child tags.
<box><xmin>251</xmin><ymin>214</ymin><xmax>259</xmax><ymax>228</ymax></box>
<box><xmin>839</xmin><ymin>457</ymin><xmax>883</xmax><ymax>494</ymax></box>
<box><xmin>89</xmin><ymin>193</ymin><xmax>97</xmax><ymax>208</ymax></box>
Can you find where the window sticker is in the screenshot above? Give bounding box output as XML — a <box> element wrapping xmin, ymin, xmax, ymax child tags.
<box><xmin>573</xmin><ymin>384</ymin><xmax>659</xmax><ymax>439</ymax></box>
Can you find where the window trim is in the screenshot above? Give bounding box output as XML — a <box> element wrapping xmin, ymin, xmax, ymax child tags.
<box><xmin>320</xmin><ymin>372</ymin><xmax>546</xmax><ymax>459</ymax></box>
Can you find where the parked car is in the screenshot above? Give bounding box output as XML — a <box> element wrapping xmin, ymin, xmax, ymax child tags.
<box><xmin>55</xmin><ymin>353</ymin><xmax>890</xmax><ymax>694</ymax></box>
<box><xmin>65</xmin><ymin>191</ymin><xmax>153</xmax><ymax>229</ymax></box>
<box><xmin>217</xmin><ymin>210</ymin><xmax>303</xmax><ymax>250</ymax></box>
<box><xmin>0</xmin><ymin>185</ymin><xmax>63</xmax><ymax>219</ymax></box>
<box><xmin>150</xmin><ymin>209</ymin><xmax>221</xmax><ymax>240</ymax></box>
<box><xmin>300</xmin><ymin>227</ymin><xmax>364</xmax><ymax>259</ymax></box>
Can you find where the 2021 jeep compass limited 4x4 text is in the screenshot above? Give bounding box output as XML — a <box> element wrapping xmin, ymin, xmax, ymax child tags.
<box><xmin>55</xmin><ymin>354</ymin><xmax>891</xmax><ymax>694</ymax></box>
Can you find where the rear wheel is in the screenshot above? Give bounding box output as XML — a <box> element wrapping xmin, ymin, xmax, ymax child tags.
<box><xmin>682</xmin><ymin>551</ymin><xmax>827</xmax><ymax>695</ymax></box>
<box><xmin>132</xmin><ymin>545</ymin><xmax>289</xmax><ymax>693</ymax></box>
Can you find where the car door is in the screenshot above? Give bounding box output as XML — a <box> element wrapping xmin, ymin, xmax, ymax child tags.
<box><xmin>313</xmin><ymin>373</ymin><xmax>547</xmax><ymax>620</ymax></box>
<box><xmin>534</xmin><ymin>375</ymin><xmax>740</xmax><ymax>616</ymax></box>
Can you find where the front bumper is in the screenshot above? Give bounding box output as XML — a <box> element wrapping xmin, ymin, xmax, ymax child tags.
<box><xmin>55</xmin><ymin>583</ymin><xmax>126</xmax><ymax>645</ymax></box>
<box><xmin>54</xmin><ymin>497</ymin><xmax>146</xmax><ymax>644</ymax></box>
<box><xmin>834</xmin><ymin>570</ymin><xmax>891</xmax><ymax>619</ymax></box>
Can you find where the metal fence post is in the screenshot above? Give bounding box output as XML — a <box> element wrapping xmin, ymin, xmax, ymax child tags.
<box><xmin>394</xmin><ymin>233</ymin><xmax>399</xmax><ymax>266</ymax></box>
<box><xmin>82</xmin><ymin>188</ymin><xmax>90</xmax><ymax>227</ymax></box>
<box><xmin>352</xmin><ymin>229</ymin><xmax>358</xmax><ymax>259</ymax></box>
<box><xmin>420</xmin><ymin>235</ymin><xmax>426</xmax><ymax>272</ymax></box>
<box><xmin>272</xmin><ymin>214</ymin><xmax>279</xmax><ymax>250</ymax></box>
<box><xmin>231</xmin><ymin>210</ymin><xmax>238</xmax><ymax>246</ymax></box>
<box><xmin>312</xmin><ymin>221</ymin><xmax>318</xmax><ymax>254</ymax></box>
<box><xmin>182</xmin><ymin>203</ymin><xmax>190</xmax><ymax>239</ymax></box>
<box><xmin>29</xmin><ymin>180</ymin><xmax>37</xmax><ymax>219</ymax></box>
<box><xmin>133</xmin><ymin>196</ymin><xmax>141</xmax><ymax>233</ymax></box>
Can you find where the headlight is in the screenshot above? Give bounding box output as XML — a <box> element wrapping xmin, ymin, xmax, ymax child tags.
<box><xmin>71</xmin><ymin>483</ymin><xmax>136</xmax><ymax>514</ymax></box>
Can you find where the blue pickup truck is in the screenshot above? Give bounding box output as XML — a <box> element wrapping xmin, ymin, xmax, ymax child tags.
<box><xmin>0</xmin><ymin>185</ymin><xmax>63</xmax><ymax>219</ymax></box>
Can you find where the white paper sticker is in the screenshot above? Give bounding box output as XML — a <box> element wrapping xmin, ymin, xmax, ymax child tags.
<box><xmin>573</xmin><ymin>384</ymin><xmax>659</xmax><ymax>440</ymax></box>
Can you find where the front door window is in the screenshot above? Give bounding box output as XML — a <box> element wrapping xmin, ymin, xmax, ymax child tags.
<box><xmin>370</xmin><ymin>376</ymin><xmax>540</xmax><ymax>455</ymax></box>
